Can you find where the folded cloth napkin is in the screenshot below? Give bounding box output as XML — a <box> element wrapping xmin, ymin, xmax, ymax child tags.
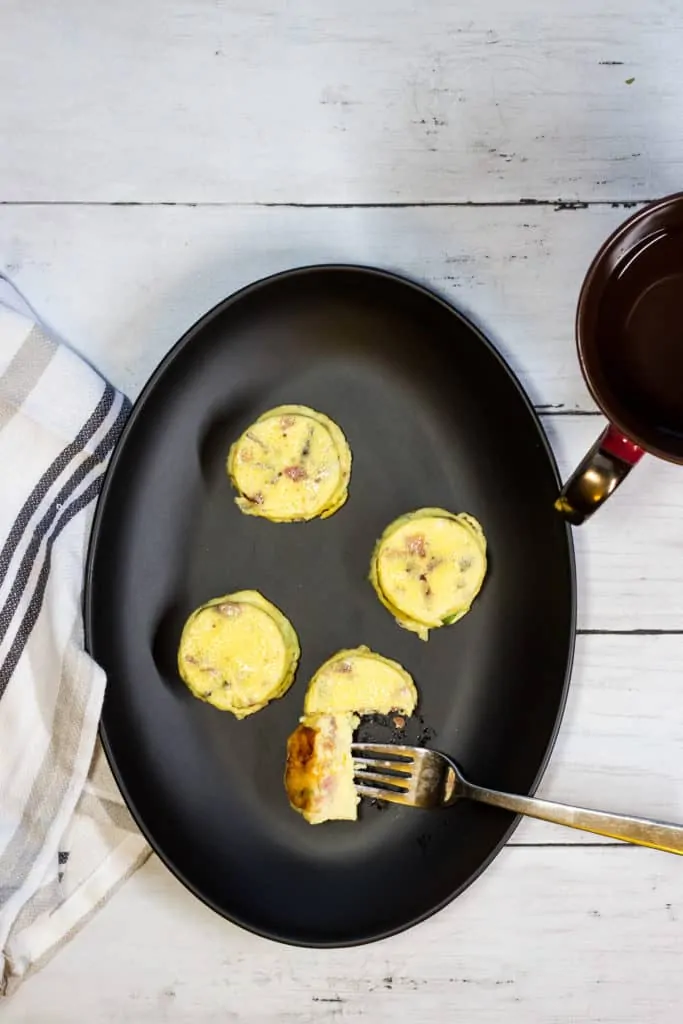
<box><xmin>0</xmin><ymin>274</ymin><xmax>149</xmax><ymax>996</ymax></box>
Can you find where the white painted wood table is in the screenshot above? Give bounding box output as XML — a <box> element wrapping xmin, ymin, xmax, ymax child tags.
<box><xmin>2</xmin><ymin>2</ymin><xmax>683</xmax><ymax>1020</ymax></box>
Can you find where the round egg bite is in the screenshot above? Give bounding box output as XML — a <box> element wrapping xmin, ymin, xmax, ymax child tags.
<box><xmin>177</xmin><ymin>590</ymin><xmax>300</xmax><ymax>718</ymax></box>
<box><xmin>227</xmin><ymin>405</ymin><xmax>351</xmax><ymax>522</ymax></box>
<box><xmin>370</xmin><ymin>508</ymin><xmax>487</xmax><ymax>641</ymax></box>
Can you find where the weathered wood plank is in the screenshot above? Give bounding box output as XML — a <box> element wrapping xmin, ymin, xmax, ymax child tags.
<box><xmin>2</xmin><ymin>204</ymin><xmax>682</xmax><ymax>631</ymax></box>
<box><xmin>3</xmin><ymin>1</ymin><xmax>683</xmax><ymax>1015</ymax></box>
<box><xmin>4</xmin><ymin>848</ymin><xmax>682</xmax><ymax>1023</ymax></box>
<box><xmin>1</xmin><ymin>0</ymin><xmax>681</xmax><ymax>203</ymax></box>
<box><xmin>0</xmin><ymin>201</ymin><xmax>638</xmax><ymax>407</ymax></box>
<box><xmin>516</xmin><ymin>634</ymin><xmax>683</xmax><ymax>843</ymax></box>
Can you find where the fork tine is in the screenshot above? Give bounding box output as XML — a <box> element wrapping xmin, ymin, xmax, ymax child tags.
<box><xmin>353</xmin><ymin>757</ymin><xmax>412</xmax><ymax>776</ymax></box>
<box><xmin>353</xmin><ymin>770</ymin><xmax>410</xmax><ymax>790</ymax></box>
<box><xmin>355</xmin><ymin>784</ymin><xmax>415</xmax><ymax>806</ymax></box>
<box><xmin>351</xmin><ymin>743</ymin><xmax>415</xmax><ymax>761</ymax></box>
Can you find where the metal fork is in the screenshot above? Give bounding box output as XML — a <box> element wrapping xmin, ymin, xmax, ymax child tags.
<box><xmin>353</xmin><ymin>743</ymin><xmax>683</xmax><ymax>855</ymax></box>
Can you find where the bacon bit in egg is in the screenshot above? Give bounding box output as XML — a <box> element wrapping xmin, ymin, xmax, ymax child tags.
<box><xmin>217</xmin><ymin>602</ymin><xmax>242</xmax><ymax>617</ymax></box>
<box><xmin>283</xmin><ymin>464</ymin><xmax>308</xmax><ymax>482</ymax></box>
<box><xmin>333</xmin><ymin>660</ymin><xmax>353</xmax><ymax>674</ymax></box>
<box><xmin>405</xmin><ymin>534</ymin><xmax>427</xmax><ymax>558</ymax></box>
<box><xmin>239</xmin><ymin>448</ymin><xmax>253</xmax><ymax>463</ymax></box>
<box><xmin>419</xmin><ymin>572</ymin><xmax>432</xmax><ymax>598</ymax></box>
<box><xmin>280</xmin><ymin>415</ymin><xmax>296</xmax><ymax>431</ymax></box>
<box><xmin>384</xmin><ymin>546</ymin><xmax>407</xmax><ymax>561</ymax></box>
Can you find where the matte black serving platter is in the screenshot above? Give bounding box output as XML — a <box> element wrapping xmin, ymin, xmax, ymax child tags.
<box><xmin>85</xmin><ymin>266</ymin><xmax>575</xmax><ymax>946</ymax></box>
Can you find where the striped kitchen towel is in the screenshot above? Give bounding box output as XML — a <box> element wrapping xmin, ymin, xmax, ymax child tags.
<box><xmin>0</xmin><ymin>275</ymin><xmax>149</xmax><ymax>996</ymax></box>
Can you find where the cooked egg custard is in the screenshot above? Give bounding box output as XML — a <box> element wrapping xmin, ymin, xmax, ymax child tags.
<box><xmin>304</xmin><ymin>645</ymin><xmax>418</xmax><ymax>716</ymax></box>
<box><xmin>285</xmin><ymin>713</ymin><xmax>359</xmax><ymax>825</ymax></box>
<box><xmin>285</xmin><ymin>646</ymin><xmax>418</xmax><ymax>824</ymax></box>
<box><xmin>370</xmin><ymin>508</ymin><xmax>487</xmax><ymax>641</ymax></box>
<box><xmin>177</xmin><ymin>590</ymin><xmax>300</xmax><ymax>718</ymax></box>
<box><xmin>227</xmin><ymin>405</ymin><xmax>351</xmax><ymax>522</ymax></box>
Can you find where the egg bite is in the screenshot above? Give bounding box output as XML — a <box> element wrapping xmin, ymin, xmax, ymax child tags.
<box><xmin>177</xmin><ymin>590</ymin><xmax>300</xmax><ymax>718</ymax></box>
<box><xmin>303</xmin><ymin>645</ymin><xmax>418</xmax><ymax>716</ymax></box>
<box><xmin>227</xmin><ymin>405</ymin><xmax>351</xmax><ymax>522</ymax></box>
<box><xmin>285</xmin><ymin>647</ymin><xmax>418</xmax><ymax>824</ymax></box>
<box><xmin>285</xmin><ymin>713</ymin><xmax>360</xmax><ymax>825</ymax></box>
<box><xmin>370</xmin><ymin>508</ymin><xmax>487</xmax><ymax>641</ymax></box>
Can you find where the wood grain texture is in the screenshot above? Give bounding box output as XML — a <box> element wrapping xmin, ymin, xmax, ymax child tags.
<box><xmin>2</xmin><ymin>0</ymin><xmax>682</xmax><ymax>203</ymax></box>
<box><xmin>3</xmin><ymin>1</ymin><xmax>683</xmax><ymax>1012</ymax></box>
<box><xmin>517</xmin><ymin>634</ymin><xmax>683</xmax><ymax>843</ymax></box>
<box><xmin>4</xmin><ymin>849</ymin><xmax>682</xmax><ymax>1023</ymax></box>
<box><xmin>2</xmin><ymin>203</ymin><xmax>682</xmax><ymax>630</ymax></box>
<box><xmin>0</xmin><ymin>202</ymin><xmax>638</xmax><ymax>406</ymax></box>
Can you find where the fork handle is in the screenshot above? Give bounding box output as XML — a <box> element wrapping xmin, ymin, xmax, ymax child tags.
<box><xmin>461</xmin><ymin>783</ymin><xmax>683</xmax><ymax>854</ymax></box>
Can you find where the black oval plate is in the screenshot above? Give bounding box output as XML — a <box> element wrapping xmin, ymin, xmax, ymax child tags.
<box><xmin>85</xmin><ymin>266</ymin><xmax>575</xmax><ymax>946</ymax></box>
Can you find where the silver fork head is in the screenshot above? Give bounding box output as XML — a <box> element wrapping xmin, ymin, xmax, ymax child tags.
<box><xmin>352</xmin><ymin>743</ymin><xmax>461</xmax><ymax>808</ymax></box>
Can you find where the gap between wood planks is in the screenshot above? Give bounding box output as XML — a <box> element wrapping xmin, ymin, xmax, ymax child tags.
<box><xmin>0</xmin><ymin>199</ymin><xmax>646</xmax><ymax>209</ymax></box>
<box><xmin>512</xmin><ymin>842</ymin><xmax>630</xmax><ymax>848</ymax></box>
<box><xmin>578</xmin><ymin>629</ymin><xmax>683</xmax><ymax>635</ymax></box>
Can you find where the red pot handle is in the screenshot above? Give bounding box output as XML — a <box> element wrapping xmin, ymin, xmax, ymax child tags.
<box><xmin>555</xmin><ymin>424</ymin><xmax>645</xmax><ymax>525</ymax></box>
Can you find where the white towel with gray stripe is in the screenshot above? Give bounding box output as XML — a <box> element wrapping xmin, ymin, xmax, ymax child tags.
<box><xmin>0</xmin><ymin>275</ymin><xmax>150</xmax><ymax>996</ymax></box>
